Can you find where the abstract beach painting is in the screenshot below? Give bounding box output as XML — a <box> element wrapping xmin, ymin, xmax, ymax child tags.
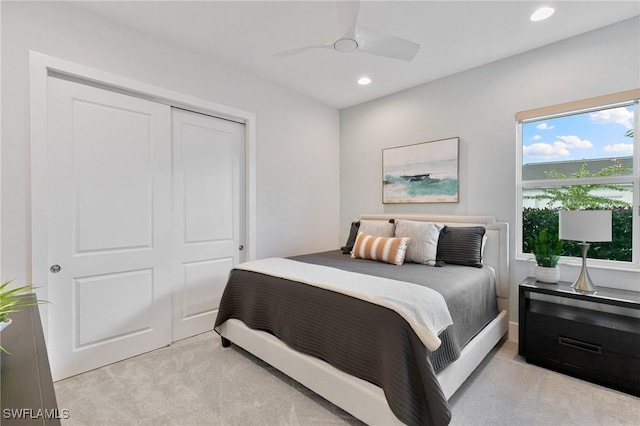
<box><xmin>383</xmin><ymin>137</ymin><xmax>459</xmax><ymax>203</ymax></box>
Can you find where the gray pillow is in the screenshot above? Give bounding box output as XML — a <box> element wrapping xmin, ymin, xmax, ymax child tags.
<box><xmin>436</xmin><ymin>226</ymin><xmax>486</xmax><ymax>268</ymax></box>
<box><xmin>394</xmin><ymin>220</ymin><xmax>444</xmax><ymax>265</ymax></box>
<box><xmin>358</xmin><ymin>219</ymin><xmax>395</xmax><ymax>238</ymax></box>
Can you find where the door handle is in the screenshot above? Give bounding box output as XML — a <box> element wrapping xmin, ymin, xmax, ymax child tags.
<box><xmin>50</xmin><ymin>265</ymin><xmax>61</xmax><ymax>273</ymax></box>
<box><xmin>239</xmin><ymin>245</ymin><xmax>244</xmax><ymax>251</ymax></box>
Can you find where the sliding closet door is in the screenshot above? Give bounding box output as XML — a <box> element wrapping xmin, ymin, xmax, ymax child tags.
<box><xmin>47</xmin><ymin>77</ymin><xmax>173</xmax><ymax>380</ymax></box>
<box><xmin>171</xmin><ymin>109</ymin><xmax>245</xmax><ymax>342</ymax></box>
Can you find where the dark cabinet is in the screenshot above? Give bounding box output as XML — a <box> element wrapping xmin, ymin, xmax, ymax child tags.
<box><xmin>519</xmin><ymin>277</ymin><xmax>640</xmax><ymax>396</ymax></box>
<box><xmin>0</xmin><ymin>295</ymin><xmax>61</xmax><ymax>425</ymax></box>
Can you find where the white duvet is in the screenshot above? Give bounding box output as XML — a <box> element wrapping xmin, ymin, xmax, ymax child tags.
<box><xmin>234</xmin><ymin>257</ymin><xmax>453</xmax><ymax>351</ymax></box>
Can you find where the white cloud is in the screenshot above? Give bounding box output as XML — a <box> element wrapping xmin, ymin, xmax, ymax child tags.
<box><xmin>590</xmin><ymin>107</ymin><xmax>634</xmax><ymax>129</ymax></box>
<box><xmin>604</xmin><ymin>143</ymin><xmax>634</xmax><ymax>153</ymax></box>
<box><xmin>524</xmin><ymin>135</ymin><xmax>593</xmax><ymax>159</ymax></box>
<box><xmin>531</xmin><ymin>135</ymin><xmax>541</xmax><ymax>140</ymax></box>
<box><xmin>523</xmin><ymin>142</ymin><xmax>570</xmax><ymax>159</ymax></box>
<box><xmin>556</xmin><ymin>135</ymin><xmax>593</xmax><ymax>149</ymax></box>
<box><xmin>536</xmin><ymin>122</ymin><xmax>554</xmax><ymax>130</ymax></box>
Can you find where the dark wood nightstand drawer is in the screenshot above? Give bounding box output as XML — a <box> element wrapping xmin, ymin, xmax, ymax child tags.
<box><xmin>524</xmin><ymin>299</ymin><xmax>640</xmax><ymax>395</ymax></box>
<box><xmin>526</xmin><ymin>300</ymin><xmax>640</xmax><ymax>358</ymax></box>
<box><xmin>525</xmin><ymin>328</ymin><xmax>640</xmax><ymax>382</ymax></box>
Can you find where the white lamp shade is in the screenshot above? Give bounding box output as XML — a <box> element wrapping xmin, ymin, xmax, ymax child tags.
<box><xmin>559</xmin><ymin>210</ymin><xmax>612</xmax><ymax>242</ymax></box>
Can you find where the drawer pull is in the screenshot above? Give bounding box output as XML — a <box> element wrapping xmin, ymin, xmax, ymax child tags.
<box><xmin>558</xmin><ymin>336</ymin><xmax>602</xmax><ymax>354</ymax></box>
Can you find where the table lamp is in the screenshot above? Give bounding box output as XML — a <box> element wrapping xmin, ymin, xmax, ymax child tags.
<box><xmin>559</xmin><ymin>210</ymin><xmax>612</xmax><ymax>294</ymax></box>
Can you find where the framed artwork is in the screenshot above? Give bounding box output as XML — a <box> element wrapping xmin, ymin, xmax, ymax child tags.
<box><xmin>382</xmin><ymin>137</ymin><xmax>459</xmax><ymax>203</ymax></box>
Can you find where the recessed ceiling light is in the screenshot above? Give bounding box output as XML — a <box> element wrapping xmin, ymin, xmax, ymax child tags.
<box><xmin>530</xmin><ymin>7</ymin><xmax>555</xmax><ymax>22</ymax></box>
<box><xmin>358</xmin><ymin>77</ymin><xmax>372</xmax><ymax>85</ymax></box>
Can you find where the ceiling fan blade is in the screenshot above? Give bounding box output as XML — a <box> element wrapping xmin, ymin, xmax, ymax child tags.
<box><xmin>334</xmin><ymin>0</ymin><xmax>360</xmax><ymax>39</ymax></box>
<box><xmin>273</xmin><ymin>44</ymin><xmax>333</xmax><ymax>58</ymax></box>
<box><xmin>356</xmin><ymin>27</ymin><xmax>420</xmax><ymax>61</ymax></box>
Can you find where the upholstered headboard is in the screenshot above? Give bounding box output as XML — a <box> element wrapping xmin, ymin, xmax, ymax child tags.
<box><xmin>359</xmin><ymin>214</ymin><xmax>510</xmax><ymax>312</ymax></box>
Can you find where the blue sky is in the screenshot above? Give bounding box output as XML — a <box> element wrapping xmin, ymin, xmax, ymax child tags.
<box><xmin>522</xmin><ymin>104</ymin><xmax>635</xmax><ymax>165</ymax></box>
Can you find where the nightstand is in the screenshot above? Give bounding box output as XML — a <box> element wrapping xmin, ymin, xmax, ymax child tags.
<box><xmin>518</xmin><ymin>277</ymin><xmax>640</xmax><ymax>396</ymax></box>
<box><xmin>0</xmin><ymin>295</ymin><xmax>61</xmax><ymax>425</ymax></box>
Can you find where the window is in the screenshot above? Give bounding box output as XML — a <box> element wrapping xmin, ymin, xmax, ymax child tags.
<box><xmin>516</xmin><ymin>91</ymin><xmax>639</xmax><ymax>269</ymax></box>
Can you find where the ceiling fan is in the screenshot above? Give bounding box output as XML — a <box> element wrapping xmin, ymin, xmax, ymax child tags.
<box><xmin>275</xmin><ymin>1</ymin><xmax>420</xmax><ymax>61</ymax></box>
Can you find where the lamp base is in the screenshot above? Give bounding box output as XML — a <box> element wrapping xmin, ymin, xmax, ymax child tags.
<box><xmin>572</xmin><ymin>243</ymin><xmax>597</xmax><ymax>294</ymax></box>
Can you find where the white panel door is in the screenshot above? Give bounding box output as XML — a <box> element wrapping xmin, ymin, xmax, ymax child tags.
<box><xmin>47</xmin><ymin>77</ymin><xmax>172</xmax><ymax>380</ymax></box>
<box><xmin>171</xmin><ymin>109</ymin><xmax>245</xmax><ymax>341</ymax></box>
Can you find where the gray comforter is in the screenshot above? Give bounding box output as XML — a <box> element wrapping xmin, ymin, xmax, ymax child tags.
<box><xmin>215</xmin><ymin>250</ymin><xmax>498</xmax><ymax>426</ymax></box>
<box><xmin>291</xmin><ymin>250</ymin><xmax>498</xmax><ymax>372</ymax></box>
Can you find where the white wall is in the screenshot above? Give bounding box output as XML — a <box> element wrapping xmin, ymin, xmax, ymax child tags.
<box><xmin>1</xmin><ymin>1</ymin><xmax>340</xmax><ymax>285</ymax></box>
<box><xmin>340</xmin><ymin>18</ymin><xmax>640</xmax><ymax>326</ymax></box>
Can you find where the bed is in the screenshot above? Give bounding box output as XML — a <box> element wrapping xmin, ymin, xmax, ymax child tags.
<box><xmin>215</xmin><ymin>214</ymin><xmax>509</xmax><ymax>425</ymax></box>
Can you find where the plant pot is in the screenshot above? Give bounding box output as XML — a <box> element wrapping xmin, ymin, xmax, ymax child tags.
<box><xmin>535</xmin><ymin>265</ymin><xmax>560</xmax><ymax>284</ymax></box>
<box><xmin>0</xmin><ymin>318</ymin><xmax>12</xmax><ymax>332</ymax></box>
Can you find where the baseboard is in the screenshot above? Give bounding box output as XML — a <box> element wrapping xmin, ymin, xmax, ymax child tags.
<box><xmin>508</xmin><ymin>321</ymin><xmax>519</xmax><ymax>343</ymax></box>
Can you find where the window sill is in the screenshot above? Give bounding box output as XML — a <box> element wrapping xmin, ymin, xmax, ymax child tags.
<box><xmin>516</xmin><ymin>255</ymin><xmax>640</xmax><ymax>274</ymax></box>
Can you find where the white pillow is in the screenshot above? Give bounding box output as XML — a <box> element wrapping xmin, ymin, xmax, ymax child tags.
<box><xmin>358</xmin><ymin>219</ymin><xmax>395</xmax><ymax>238</ymax></box>
<box><xmin>394</xmin><ymin>220</ymin><xmax>444</xmax><ymax>265</ymax></box>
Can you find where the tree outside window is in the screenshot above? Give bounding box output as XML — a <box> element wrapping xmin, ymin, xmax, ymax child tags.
<box><xmin>518</xmin><ymin>102</ymin><xmax>637</xmax><ymax>265</ymax></box>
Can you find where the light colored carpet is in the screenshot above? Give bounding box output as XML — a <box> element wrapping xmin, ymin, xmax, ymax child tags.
<box><xmin>54</xmin><ymin>332</ymin><xmax>640</xmax><ymax>425</ymax></box>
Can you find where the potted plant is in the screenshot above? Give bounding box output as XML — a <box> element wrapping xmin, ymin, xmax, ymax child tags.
<box><xmin>529</xmin><ymin>229</ymin><xmax>563</xmax><ymax>283</ymax></box>
<box><xmin>0</xmin><ymin>280</ymin><xmax>46</xmax><ymax>353</ymax></box>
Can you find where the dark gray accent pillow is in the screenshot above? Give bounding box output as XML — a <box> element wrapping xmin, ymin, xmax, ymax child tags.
<box><xmin>436</xmin><ymin>226</ymin><xmax>486</xmax><ymax>268</ymax></box>
<box><xmin>341</xmin><ymin>221</ymin><xmax>360</xmax><ymax>254</ymax></box>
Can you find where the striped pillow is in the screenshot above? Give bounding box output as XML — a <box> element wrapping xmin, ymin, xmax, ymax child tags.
<box><xmin>436</xmin><ymin>226</ymin><xmax>486</xmax><ymax>268</ymax></box>
<box><xmin>351</xmin><ymin>232</ymin><xmax>410</xmax><ymax>265</ymax></box>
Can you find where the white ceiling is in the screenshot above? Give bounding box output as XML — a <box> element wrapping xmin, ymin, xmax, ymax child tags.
<box><xmin>71</xmin><ymin>1</ymin><xmax>640</xmax><ymax>109</ymax></box>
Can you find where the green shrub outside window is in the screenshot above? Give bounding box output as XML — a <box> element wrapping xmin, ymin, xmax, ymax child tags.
<box><xmin>518</xmin><ymin>97</ymin><xmax>637</xmax><ymax>266</ymax></box>
<box><xmin>522</xmin><ymin>207</ymin><xmax>633</xmax><ymax>262</ymax></box>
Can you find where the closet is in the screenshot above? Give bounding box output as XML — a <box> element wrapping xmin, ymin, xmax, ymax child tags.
<box><xmin>45</xmin><ymin>76</ymin><xmax>245</xmax><ymax>380</ymax></box>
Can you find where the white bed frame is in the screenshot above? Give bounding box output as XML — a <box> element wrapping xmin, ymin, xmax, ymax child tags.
<box><xmin>218</xmin><ymin>214</ymin><xmax>509</xmax><ymax>425</ymax></box>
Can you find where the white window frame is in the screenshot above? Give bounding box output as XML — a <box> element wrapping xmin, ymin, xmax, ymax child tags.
<box><xmin>516</xmin><ymin>95</ymin><xmax>640</xmax><ymax>272</ymax></box>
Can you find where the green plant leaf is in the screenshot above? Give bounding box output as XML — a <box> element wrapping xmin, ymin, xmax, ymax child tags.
<box><xmin>529</xmin><ymin>228</ymin><xmax>563</xmax><ymax>267</ymax></box>
<box><xmin>0</xmin><ymin>281</ymin><xmax>47</xmax><ymax>324</ymax></box>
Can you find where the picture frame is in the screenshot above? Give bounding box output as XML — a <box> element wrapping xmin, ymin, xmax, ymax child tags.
<box><xmin>382</xmin><ymin>137</ymin><xmax>459</xmax><ymax>203</ymax></box>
